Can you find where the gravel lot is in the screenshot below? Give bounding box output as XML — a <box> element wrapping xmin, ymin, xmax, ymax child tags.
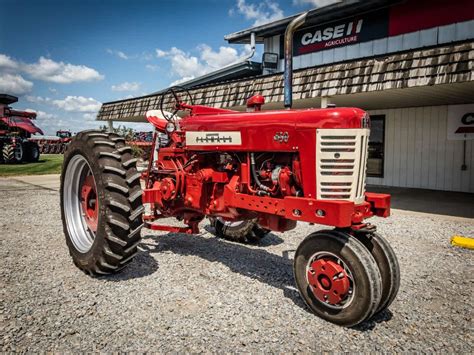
<box><xmin>1</xmin><ymin>177</ymin><xmax>473</xmax><ymax>352</ymax></box>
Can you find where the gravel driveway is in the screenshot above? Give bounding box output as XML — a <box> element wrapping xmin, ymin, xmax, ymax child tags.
<box><xmin>1</xmin><ymin>178</ymin><xmax>473</xmax><ymax>352</ymax></box>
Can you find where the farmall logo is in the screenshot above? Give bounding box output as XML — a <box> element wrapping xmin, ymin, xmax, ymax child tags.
<box><xmin>186</xmin><ymin>131</ymin><xmax>242</xmax><ymax>146</ymax></box>
<box><xmin>300</xmin><ymin>19</ymin><xmax>363</xmax><ymax>51</ymax></box>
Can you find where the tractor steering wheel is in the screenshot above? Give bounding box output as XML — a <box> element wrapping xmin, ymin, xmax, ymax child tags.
<box><xmin>159</xmin><ymin>86</ymin><xmax>194</xmax><ymax>121</ymax></box>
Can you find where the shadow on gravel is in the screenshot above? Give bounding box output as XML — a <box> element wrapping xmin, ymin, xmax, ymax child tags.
<box><xmin>140</xmin><ymin>231</ymin><xmax>313</xmax><ymax>316</ymax></box>
<box><xmin>352</xmin><ymin>309</ymin><xmax>393</xmax><ymax>331</ymax></box>
<box><xmin>137</xmin><ymin>230</ymin><xmax>394</xmax><ymax>330</ymax></box>
<box><xmin>202</xmin><ymin>224</ymin><xmax>285</xmax><ymax>246</ymax></box>
<box><xmin>107</xmin><ymin>252</ymin><xmax>159</xmax><ymax>281</ymax></box>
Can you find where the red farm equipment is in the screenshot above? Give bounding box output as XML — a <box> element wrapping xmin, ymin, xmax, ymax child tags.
<box><xmin>126</xmin><ymin>131</ymin><xmax>154</xmax><ymax>161</ymax></box>
<box><xmin>59</xmin><ymin>14</ymin><xmax>399</xmax><ymax>327</ymax></box>
<box><xmin>31</xmin><ymin>130</ymin><xmax>73</xmax><ymax>154</ymax></box>
<box><xmin>0</xmin><ymin>94</ymin><xmax>43</xmax><ymax>163</ymax></box>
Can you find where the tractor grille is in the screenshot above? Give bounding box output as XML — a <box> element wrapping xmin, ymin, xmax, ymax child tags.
<box><xmin>316</xmin><ymin>129</ymin><xmax>370</xmax><ymax>204</ymax></box>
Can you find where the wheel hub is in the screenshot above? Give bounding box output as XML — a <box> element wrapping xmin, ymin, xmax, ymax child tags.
<box><xmin>80</xmin><ymin>174</ymin><xmax>98</xmax><ymax>232</ymax></box>
<box><xmin>307</xmin><ymin>258</ymin><xmax>350</xmax><ymax>305</ymax></box>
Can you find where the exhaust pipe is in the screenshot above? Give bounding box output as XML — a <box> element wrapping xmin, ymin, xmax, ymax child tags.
<box><xmin>284</xmin><ymin>12</ymin><xmax>308</xmax><ymax>109</ymax></box>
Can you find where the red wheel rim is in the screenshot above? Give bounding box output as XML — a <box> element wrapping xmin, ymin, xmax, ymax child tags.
<box><xmin>80</xmin><ymin>173</ymin><xmax>98</xmax><ymax>233</ymax></box>
<box><xmin>307</xmin><ymin>254</ymin><xmax>353</xmax><ymax>307</ymax></box>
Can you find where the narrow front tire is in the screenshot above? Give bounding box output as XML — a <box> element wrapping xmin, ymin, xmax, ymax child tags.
<box><xmin>294</xmin><ymin>230</ymin><xmax>382</xmax><ymax>327</ymax></box>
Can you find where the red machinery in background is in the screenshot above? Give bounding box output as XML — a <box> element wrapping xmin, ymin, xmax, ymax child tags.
<box><xmin>0</xmin><ymin>94</ymin><xmax>43</xmax><ymax>163</ymax></box>
<box><xmin>30</xmin><ymin>130</ymin><xmax>73</xmax><ymax>154</ymax></box>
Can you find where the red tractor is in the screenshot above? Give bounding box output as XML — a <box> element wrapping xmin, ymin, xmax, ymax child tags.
<box><xmin>60</xmin><ymin>88</ymin><xmax>399</xmax><ymax>327</ymax></box>
<box><xmin>60</xmin><ymin>15</ymin><xmax>399</xmax><ymax>327</ymax></box>
<box><xmin>0</xmin><ymin>94</ymin><xmax>43</xmax><ymax>163</ymax></box>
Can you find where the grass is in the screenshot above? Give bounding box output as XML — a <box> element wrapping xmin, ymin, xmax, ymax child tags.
<box><xmin>0</xmin><ymin>154</ymin><xmax>64</xmax><ymax>177</ymax></box>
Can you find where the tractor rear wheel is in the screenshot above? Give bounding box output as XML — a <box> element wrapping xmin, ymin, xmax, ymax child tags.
<box><xmin>353</xmin><ymin>232</ymin><xmax>400</xmax><ymax>314</ymax></box>
<box><xmin>2</xmin><ymin>142</ymin><xmax>23</xmax><ymax>163</ymax></box>
<box><xmin>294</xmin><ymin>230</ymin><xmax>382</xmax><ymax>327</ymax></box>
<box><xmin>24</xmin><ymin>142</ymin><xmax>40</xmax><ymax>162</ymax></box>
<box><xmin>212</xmin><ymin>218</ymin><xmax>269</xmax><ymax>243</ymax></box>
<box><xmin>60</xmin><ymin>130</ymin><xmax>144</xmax><ymax>275</ymax></box>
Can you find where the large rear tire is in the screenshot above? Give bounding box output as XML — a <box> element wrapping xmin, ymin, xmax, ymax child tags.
<box><xmin>294</xmin><ymin>230</ymin><xmax>382</xmax><ymax>327</ymax></box>
<box><xmin>212</xmin><ymin>218</ymin><xmax>269</xmax><ymax>243</ymax></box>
<box><xmin>2</xmin><ymin>142</ymin><xmax>23</xmax><ymax>163</ymax></box>
<box><xmin>60</xmin><ymin>130</ymin><xmax>144</xmax><ymax>275</ymax></box>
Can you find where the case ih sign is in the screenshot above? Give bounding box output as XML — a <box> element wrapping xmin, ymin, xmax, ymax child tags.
<box><xmin>279</xmin><ymin>0</ymin><xmax>474</xmax><ymax>57</ymax></box>
<box><xmin>447</xmin><ymin>104</ymin><xmax>474</xmax><ymax>141</ymax></box>
<box><xmin>290</xmin><ymin>9</ymin><xmax>389</xmax><ymax>55</ymax></box>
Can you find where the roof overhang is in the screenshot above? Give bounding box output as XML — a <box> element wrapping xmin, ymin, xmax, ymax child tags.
<box><xmin>96</xmin><ymin>41</ymin><xmax>474</xmax><ymax>123</ymax></box>
<box><xmin>224</xmin><ymin>0</ymin><xmax>402</xmax><ymax>44</ymax></box>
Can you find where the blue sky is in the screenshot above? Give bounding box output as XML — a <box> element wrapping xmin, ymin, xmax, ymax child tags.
<box><xmin>0</xmin><ymin>0</ymin><xmax>325</xmax><ymax>134</ymax></box>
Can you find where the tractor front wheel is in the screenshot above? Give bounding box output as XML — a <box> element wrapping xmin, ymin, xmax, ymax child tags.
<box><xmin>294</xmin><ymin>230</ymin><xmax>382</xmax><ymax>327</ymax></box>
<box><xmin>353</xmin><ymin>231</ymin><xmax>400</xmax><ymax>314</ymax></box>
<box><xmin>60</xmin><ymin>130</ymin><xmax>144</xmax><ymax>275</ymax></box>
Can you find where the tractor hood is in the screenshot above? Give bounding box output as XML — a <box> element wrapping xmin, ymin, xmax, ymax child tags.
<box><xmin>1</xmin><ymin>116</ymin><xmax>44</xmax><ymax>135</ymax></box>
<box><xmin>182</xmin><ymin>107</ymin><xmax>366</xmax><ymax>131</ymax></box>
<box><xmin>180</xmin><ymin>107</ymin><xmax>368</xmax><ymax>152</ymax></box>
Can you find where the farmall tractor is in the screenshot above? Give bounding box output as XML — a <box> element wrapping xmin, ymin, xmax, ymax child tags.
<box><xmin>0</xmin><ymin>94</ymin><xmax>43</xmax><ymax>163</ymax></box>
<box><xmin>60</xmin><ymin>14</ymin><xmax>399</xmax><ymax>327</ymax></box>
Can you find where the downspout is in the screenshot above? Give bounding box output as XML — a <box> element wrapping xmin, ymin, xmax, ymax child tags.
<box><xmin>243</xmin><ymin>32</ymin><xmax>256</xmax><ymax>62</ymax></box>
<box><xmin>284</xmin><ymin>12</ymin><xmax>308</xmax><ymax>109</ymax></box>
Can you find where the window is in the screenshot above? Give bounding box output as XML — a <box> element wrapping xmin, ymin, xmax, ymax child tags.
<box><xmin>367</xmin><ymin>115</ymin><xmax>385</xmax><ymax>178</ymax></box>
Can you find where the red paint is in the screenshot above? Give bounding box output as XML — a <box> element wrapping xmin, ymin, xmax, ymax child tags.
<box><xmin>0</xmin><ymin>116</ymin><xmax>43</xmax><ymax>135</ymax></box>
<box><xmin>80</xmin><ymin>174</ymin><xmax>98</xmax><ymax>232</ymax></box>
<box><xmin>246</xmin><ymin>94</ymin><xmax>265</xmax><ymax>111</ymax></box>
<box><xmin>307</xmin><ymin>258</ymin><xmax>350</xmax><ymax>305</ymax></box>
<box><xmin>142</xmin><ymin>98</ymin><xmax>390</xmax><ymax>233</ymax></box>
<box><xmin>389</xmin><ymin>0</ymin><xmax>474</xmax><ymax>36</ymax></box>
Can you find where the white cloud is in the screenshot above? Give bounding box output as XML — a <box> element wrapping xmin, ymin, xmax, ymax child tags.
<box><xmin>232</xmin><ymin>0</ymin><xmax>284</xmax><ymax>26</ymax></box>
<box><xmin>52</xmin><ymin>96</ymin><xmax>102</xmax><ymax>112</ymax></box>
<box><xmin>0</xmin><ymin>54</ymin><xmax>19</xmax><ymax>71</ymax></box>
<box><xmin>26</xmin><ymin>95</ymin><xmax>51</xmax><ymax>103</ymax></box>
<box><xmin>111</xmin><ymin>81</ymin><xmax>141</xmax><ymax>92</ymax></box>
<box><xmin>156</xmin><ymin>44</ymin><xmax>252</xmax><ymax>84</ymax></box>
<box><xmin>0</xmin><ymin>53</ymin><xmax>103</xmax><ymax>85</ymax></box>
<box><xmin>107</xmin><ymin>49</ymin><xmax>129</xmax><ymax>60</ymax></box>
<box><xmin>145</xmin><ymin>64</ymin><xmax>159</xmax><ymax>72</ymax></box>
<box><xmin>293</xmin><ymin>0</ymin><xmax>339</xmax><ymax>7</ymax></box>
<box><xmin>0</xmin><ymin>73</ymin><xmax>33</xmax><ymax>95</ymax></box>
<box><xmin>156</xmin><ymin>49</ymin><xmax>168</xmax><ymax>58</ymax></box>
<box><xmin>25</xmin><ymin>108</ymin><xmax>57</xmax><ymax>120</ymax></box>
<box><xmin>83</xmin><ymin>113</ymin><xmax>96</xmax><ymax>121</ymax></box>
<box><xmin>23</xmin><ymin>57</ymin><xmax>104</xmax><ymax>84</ymax></box>
<box><xmin>170</xmin><ymin>76</ymin><xmax>195</xmax><ymax>86</ymax></box>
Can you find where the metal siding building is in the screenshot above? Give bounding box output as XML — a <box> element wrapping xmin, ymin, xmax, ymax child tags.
<box><xmin>97</xmin><ymin>0</ymin><xmax>474</xmax><ymax>193</ymax></box>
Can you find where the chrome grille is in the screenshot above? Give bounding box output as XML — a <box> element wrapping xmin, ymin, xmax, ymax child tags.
<box><xmin>316</xmin><ymin>129</ymin><xmax>370</xmax><ymax>204</ymax></box>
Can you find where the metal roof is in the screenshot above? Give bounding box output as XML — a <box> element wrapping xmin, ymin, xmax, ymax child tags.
<box><xmin>224</xmin><ymin>0</ymin><xmax>402</xmax><ymax>44</ymax></box>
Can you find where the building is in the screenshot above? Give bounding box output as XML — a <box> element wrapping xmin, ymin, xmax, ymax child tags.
<box><xmin>97</xmin><ymin>0</ymin><xmax>474</xmax><ymax>193</ymax></box>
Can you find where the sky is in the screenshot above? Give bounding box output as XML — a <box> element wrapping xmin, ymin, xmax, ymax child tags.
<box><xmin>0</xmin><ymin>0</ymin><xmax>333</xmax><ymax>134</ymax></box>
